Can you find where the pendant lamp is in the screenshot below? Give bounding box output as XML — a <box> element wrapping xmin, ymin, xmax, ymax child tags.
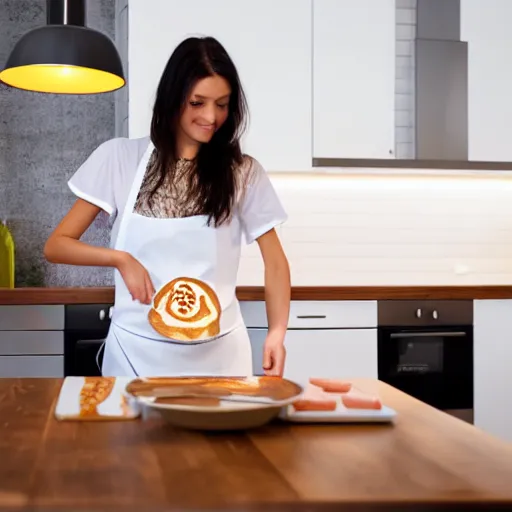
<box><xmin>0</xmin><ymin>0</ymin><xmax>125</xmax><ymax>94</ymax></box>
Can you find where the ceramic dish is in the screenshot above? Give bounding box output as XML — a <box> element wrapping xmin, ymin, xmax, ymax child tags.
<box><xmin>124</xmin><ymin>376</ymin><xmax>303</xmax><ymax>431</ymax></box>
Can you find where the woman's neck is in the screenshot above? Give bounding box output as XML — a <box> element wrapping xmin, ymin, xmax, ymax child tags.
<box><xmin>175</xmin><ymin>132</ymin><xmax>200</xmax><ymax>160</ymax></box>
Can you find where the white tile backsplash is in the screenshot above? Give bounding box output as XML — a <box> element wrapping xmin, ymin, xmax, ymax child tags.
<box><xmin>237</xmin><ymin>172</ymin><xmax>512</xmax><ymax>286</ymax></box>
<box><xmin>395</xmin><ymin>0</ymin><xmax>416</xmax><ymax>159</ymax></box>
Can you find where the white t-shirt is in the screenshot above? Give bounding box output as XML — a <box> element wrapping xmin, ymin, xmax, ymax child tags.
<box><xmin>68</xmin><ymin>136</ymin><xmax>287</xmax><ymax>247</ymax></box>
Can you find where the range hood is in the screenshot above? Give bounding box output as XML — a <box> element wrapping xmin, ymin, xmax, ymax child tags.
<box><xmin>0</xmin><ymin>0</ymin><xmax>125</xmax><ymax>94</ymax></box>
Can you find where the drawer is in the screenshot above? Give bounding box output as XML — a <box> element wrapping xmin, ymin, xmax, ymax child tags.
<box><xmin>0</xmin><ymin>305</ymin><xmax>64</xmax><ymax>330</ymax></box>
<box><xmin>0</xmin><ymin>331</ymin><xmax>64</xmax><ymax>355</ymax></box>
<box><xmin>0</xmin><ymin>355</ymin><xmax>64</xmax><ymax>377</ymax></box>
<box><xmin>240</xmin><ymin>301</ymin><xmax>378</xmax><ymax>329</ymax></box>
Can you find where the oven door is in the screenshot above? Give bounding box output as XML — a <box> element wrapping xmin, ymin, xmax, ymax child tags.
<box><xmin>378</xmin><ymin>326</ymin><xmax>473</xmax><ymax>411</ymax></box>
<box><xmin>73</xmin><ymin>338</ymin><xmax>105</xmax><ymax>377</ymax></box>
<box><xmin>64</xmin><ymin>304</ymin><xmax>112</xmax><ymax>377</ymax></box>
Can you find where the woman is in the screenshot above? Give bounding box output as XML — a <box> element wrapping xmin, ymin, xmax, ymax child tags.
<box><xmin>44</xmin><ymin>36</ymin><xmax>290</xmax><ymax>378</ymax></box>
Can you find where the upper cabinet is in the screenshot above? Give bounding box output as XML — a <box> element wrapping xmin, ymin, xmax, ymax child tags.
<box><xmin>127</xmin><ymin>0</ymin><xmax>399</xmax><ymax>168</ymax></box>
<box><xmin>461</xmin><ymin>0</ymin><xmax>512</xmax><ymax>162</ymax></box>
<box><xmin>312</xmin><ymin>0</ymin><xmax>396</xmax><ymax>160</ymax></box>
<box><xmin>127</xmin><ymin>0</ymin><xmax>312</xmax><ymax>172</ymax></box>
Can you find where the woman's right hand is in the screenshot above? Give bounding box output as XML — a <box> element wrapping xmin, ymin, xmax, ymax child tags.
<box><xmin>116</xmin><ymin>252</ymin><xmax>156</xmax><ymax>305</ymax></box>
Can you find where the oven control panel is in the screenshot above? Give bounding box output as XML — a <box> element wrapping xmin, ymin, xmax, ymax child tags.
<box><xmin>64</xmin><ymin>304</ymin><xmax>114</xmax><ymax>333</ymax></box>
<box><xmin>377</xmin><ymin>300</ymin><xmax>473</xmax><ymax>327</ymax></box>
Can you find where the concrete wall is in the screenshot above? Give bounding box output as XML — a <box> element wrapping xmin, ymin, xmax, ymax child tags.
<box><xmin>0</xmin><ymin>0</ymin><xmax>117</xmax><ymax>286</ymax></box>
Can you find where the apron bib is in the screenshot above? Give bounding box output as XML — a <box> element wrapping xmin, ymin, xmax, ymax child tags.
<box><xmin>101</xmin><ymin>141</ymin><xmax>252</xmax><ymax>377</ymax></box>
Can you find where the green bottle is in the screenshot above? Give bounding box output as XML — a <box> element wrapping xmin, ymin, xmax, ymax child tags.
<box><xmin>0</xmin><ymin>221</ymin><xmax>15</xmax><ymax>288</ymax></box>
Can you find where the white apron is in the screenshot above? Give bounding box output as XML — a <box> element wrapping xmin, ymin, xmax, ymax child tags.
<box><xmin>100</xmin><ymin>141</ymin><xmax>253</xmax><ymax>377</ymax></box>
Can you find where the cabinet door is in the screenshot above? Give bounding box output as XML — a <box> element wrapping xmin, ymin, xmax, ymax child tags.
<box><xmin>461</xmin><ymin>1</ymin><xmax>512</xmax><ymax>161</ymax></box>
<box><xmin>0</xmin><ymin>356</ymin><xmax>64</xmax><ymax>377</ymax></box>
<box><xmin>313</xmin><ymin>0</ymin><xmax>396</xmax><ymax>159</ymax></box>
<box><xmin>248</xmin><ymin>328</ymin><xmax>267</xmax><ymax>376</ymax></box>
<box><xmin>283</xmin><ymin>329</ymin><xmax>378</xmax><ymax>385</ymax></box>
<box><xmin>128</xmin><ymin>0</ymin><xmax>312</xmax><ymax>171</ymax></box>
<box><xmin>473</xmin><ymin>300</ymin><xmax>512</xmax><ymax>443</ymax></box>
<box><xmin>0</xmin><ymin>305</ymin><xmax>64</xmax><ymax>330</ymax></box>
<box><xmin>0</xmin><ymin>331</ymin><xmax>63</xmax><ymax>355</ymax></box>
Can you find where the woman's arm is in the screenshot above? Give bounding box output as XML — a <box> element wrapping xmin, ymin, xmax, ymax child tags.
<box><xmin>44</xmin><ymin>199</ymin><xmax>155</xmax><ymax>303</ymax></box>
<box><xmin>256</xmin><ymin>228</ymin><xmax>291</xmax><ymax>375</ymax></box>
<box><xmin>44</xmin><ymin>199</ymin><xmax>122</xmax><ymax>268</ymax></box>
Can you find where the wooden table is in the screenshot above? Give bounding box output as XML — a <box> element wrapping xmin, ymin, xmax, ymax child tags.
<box><xmin>1</xmin><ymin>378</ymin><xmax>512</xmax><ymax>512</ymax></box>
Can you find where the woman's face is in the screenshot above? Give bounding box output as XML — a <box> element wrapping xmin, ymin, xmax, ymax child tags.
<box><xmin>178</xmin><ymin>74</ymin><xmax>231</xmax><ymax>145</ymax></box>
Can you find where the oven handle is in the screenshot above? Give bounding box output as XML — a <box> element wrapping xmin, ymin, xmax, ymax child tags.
<box><xmin>390</xmin><ymin>331</ymin><xmax>468</xmax><ymax>339</ymax></box>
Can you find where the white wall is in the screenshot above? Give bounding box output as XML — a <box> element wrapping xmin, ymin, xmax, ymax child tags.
<box><xmin>238</xmin><ymin>171</ymin><xmax>512</xmax><ymax>286</ymax></box>
<box><xmin>394</xmin><ymin>0</ymin><xmax>416</xmax><ymax>159</ymax></box>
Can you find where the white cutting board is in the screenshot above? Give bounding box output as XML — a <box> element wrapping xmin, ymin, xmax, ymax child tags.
<box><xmin>279</xmin><ymin>383</ymin><xmax>397</xmax><ymax>424</ymax></box>
<box><xmin>54</xmin><ymin>377</ymin><xmax>141</xmax><ymax>421</ymax></box>
<box><xmin>279</xmin><ymin>402</ymin><xmax>397</xmax><ymax>423</ymax></box>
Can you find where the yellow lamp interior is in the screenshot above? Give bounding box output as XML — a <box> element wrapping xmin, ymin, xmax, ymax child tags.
<box><xmin>0</xmin><ymin>64</ymin><xmax>125</xmax><ymax>94</ymax></box>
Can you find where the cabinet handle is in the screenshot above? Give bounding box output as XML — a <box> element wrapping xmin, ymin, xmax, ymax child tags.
<box><xmin>432</xmin><ymin>310</ymin><xmax>439</xmax><ymax>320</ymax></box>
<box><xmin>296</xmin><ymin>315</ymin><xmax>327</xmax><ymax>319</ymax></box>
<box><xmin>391</xmin><ymin>331</ymin><xmax>467</xmax><ymax>339</ymax></box>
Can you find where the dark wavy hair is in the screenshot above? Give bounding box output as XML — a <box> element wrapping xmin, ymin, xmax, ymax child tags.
<box><xmin>149</xmin><ymin>36</ymin><xmax>249</xmax><ymax>227</ymax></box>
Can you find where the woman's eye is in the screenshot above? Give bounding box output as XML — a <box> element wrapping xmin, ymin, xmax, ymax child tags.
<box><xmin>190</xmin><ymin>101</ymin><xmax>203</xmax><ymax>107</ymax></box>
<box><xmin>217</xmin><ymin>104</ymin><xmax>228</xmax><ymax>109</ymax></box>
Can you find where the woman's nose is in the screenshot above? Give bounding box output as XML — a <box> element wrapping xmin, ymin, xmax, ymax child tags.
<box><xmin>202</xmin><ymin>104</ymin><xmax>216</xmax><ymax>124</ymax></box>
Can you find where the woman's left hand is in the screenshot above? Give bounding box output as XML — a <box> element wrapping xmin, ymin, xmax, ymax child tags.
<box><xmin>262</xmin><ymin>330</ymin><xmax>286</xmax><ymax>376</ymax></box>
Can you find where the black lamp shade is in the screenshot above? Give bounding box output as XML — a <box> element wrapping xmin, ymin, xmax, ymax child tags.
<box><xmin>0</xmin><ymin>9</ymin><xmax>125</xmax><ymax>94</ymax></box>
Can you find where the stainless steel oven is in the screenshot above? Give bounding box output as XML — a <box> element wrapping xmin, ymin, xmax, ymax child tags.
<box><xmin>377</xmin><ymin>300</ymin><xmax>473</xmax><ymax>423</ymax></box>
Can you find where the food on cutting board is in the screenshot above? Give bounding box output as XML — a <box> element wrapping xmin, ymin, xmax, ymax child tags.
<box><xmin>292</xmin><ymin>378</ymin><xmax>383</xmax><ymax>412</ymax></box>
<box><xmin>342</xmin><ymin>390</ymin><xmax>382</xmax><ymax>410</ymax></box>
<box><xmin>155</xmin><ymin>396</ymin><xmax>222</xmax><ymax>407</ymax></box>
<box><xmin>292</xmin><ymin>383</ymin><xmax>338</xmax><ymax>411</ymax></box>
<box><xmin>126</xmin><ymin>376</ymin><xmax>303</xmax><ymax>402</ymax></box>
<box><xmin>308</xmin><ymin>378</ymin><xmax>352</xmax><ymax>393</ymax></box>
<box><xmin>79</xmin><ymin>377</ymin><xmax>116</xmax><ymax>417</ymax></box>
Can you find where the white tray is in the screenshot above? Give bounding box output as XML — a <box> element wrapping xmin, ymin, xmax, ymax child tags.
<box><xmin>279</xmin><ymin>401</ymin><xmax>397</xmax><ymax>423</ymax></box>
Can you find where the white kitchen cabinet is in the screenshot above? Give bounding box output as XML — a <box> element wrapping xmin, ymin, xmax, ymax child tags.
<box><xmin>128</xmin><ymin>0</ymin><xmax>312</xmax><ymax>171</ymax></box>
<box><xmin>241</xmin><ymin>300</ymin><xmax>377</xmax><ymax>329</ymax></box>
<box><xmin>0</xmin><ymin>356</ymin><xmax>64</xmax><ymax>378</ymax></box>
<box><xmin>0</xmin><ymin>305</ymin><xmax>64</xmax><ymax>330</ymax></box>
<box><xmin>244</xmin><ymin>300</ymin><xmax>378</xmax><ymax>383</ymax></box>
<box><xmin>0</xmin><ymin>331</ymin><xmax>63</xmax><ymax>355</ymax></box>
<box><xmin>0</xmin><ymin>305</ymin><xmax>64</xmax><ymax>378</ymax></box>
<box><xmin>473</xmin><ymin>300</ymin><xmax>512</xmax><ymax>443</ymax></box>
<box><xmin>249</xmin><ymin>328</ymin><xmax>378</xmax><ymax>383</ymax></box>
<box><xmin>283</xmin><ymin>329</ymin><xmax>378</xmax><ymax>385</ymax></box>
<box><xmin>248</xmin><ymin>327</ymin><xmax>267</xmax><ymax>376</ymax></box>
<box><xmin>313</xmin><ymin>0</ymin><xmax>396</xmax><ymax>159</ymax></box>
<box><xmin>461</xmin><ymin>1</ymin><xmax>512</xmax><ymax>162</ymax></box>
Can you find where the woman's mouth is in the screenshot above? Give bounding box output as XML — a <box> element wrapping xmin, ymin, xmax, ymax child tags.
<box><xmin>196</xmin><ymin>123</ymin><xmax>215</xmax><ymax>132</ymax></box>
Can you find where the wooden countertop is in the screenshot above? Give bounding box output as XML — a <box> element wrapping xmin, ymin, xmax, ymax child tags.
<box><xmin>2</xmin><ymin>285</ymin><xmax>512</xmax><ymax>304</ymax></box>
<box><xmin>1</xmin><ymin>378</ymin><xmax>511</xmax><ymax>511</ymax></box>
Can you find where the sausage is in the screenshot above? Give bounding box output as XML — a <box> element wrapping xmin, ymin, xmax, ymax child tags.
<box><xmin>292</xmin><ymin>383</ymin><xmax>338</xmax><ymax>412</ymax></box>
<box><xmin>308</xmin><ymin>378</ymin><xmax>352</xmax><ymax>393</ymax></box>
<box><xmin>292</xmin><ymin>399</ymin><xmax>337</xmax><ymax>412</ymax></box>
<box><xmin>341</xmin><ymin>390</ymin><xmax>382</xmax><ymax>410</ymax></box>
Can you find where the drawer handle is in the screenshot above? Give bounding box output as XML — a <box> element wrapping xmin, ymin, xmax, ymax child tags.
<box><xmin>296</xmin><ymin>315</ymin><xmax>327</xmax><ymax>319</ymax></box>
